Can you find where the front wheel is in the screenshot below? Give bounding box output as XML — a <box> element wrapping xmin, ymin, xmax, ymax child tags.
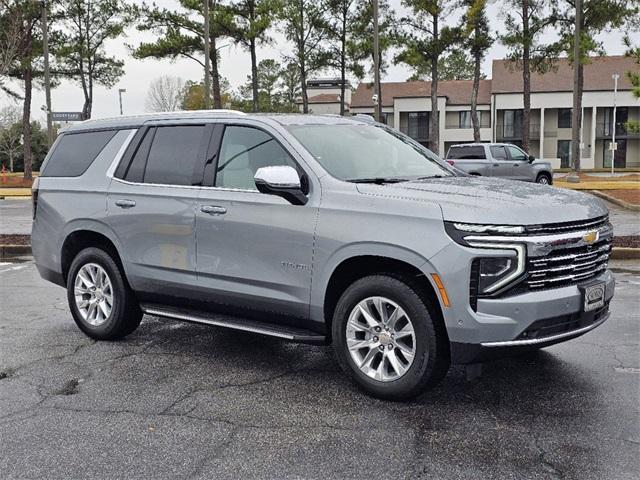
<box><xmin>331</xmin><ymin>275</ymin><xmax>450</xmax><ymax>400</ymax></box>
<box><xmin>67</xmin><ymin>247</ymin><xmax>142</xmax><ymax>340</ymax></box>
<box><xmin>536</xmin><ymin>173</ymin><xmax>552</xmax><ymax>185</ymax></box>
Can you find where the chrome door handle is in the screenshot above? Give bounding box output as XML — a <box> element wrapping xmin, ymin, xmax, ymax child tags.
<box><xmin>115</xmin><ymin>199</ymin><xmax>136</xmax><ymax>209</ymax></box>
<box><xmin>200</xmin><ymin>205</ymin><xmax>227</xmax><ymax>215</ymax></box>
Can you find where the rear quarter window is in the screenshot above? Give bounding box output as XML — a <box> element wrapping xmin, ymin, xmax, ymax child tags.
<box><xmin>41</xmin><ymin>130</ymin><xmax>117</xmax><ymax>177</ymax></box>
<box><xmin>447</xmin><ymin>145</ymin><xmax>486</xmax><ymax>159</ymax></box>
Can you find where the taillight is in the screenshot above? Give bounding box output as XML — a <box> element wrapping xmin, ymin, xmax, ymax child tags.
<box><xmin>32</xmin><ymin>177</ymin><xmax>39</xmax><ymax>219</ymax></box>
<box><xmin>446</xmin><ymin>160</ymin><xmax>455</xmax><ymax>166</ymax></box>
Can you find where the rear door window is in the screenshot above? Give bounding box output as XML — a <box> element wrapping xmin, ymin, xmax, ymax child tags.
<box><xmin>490</xmin><ymin>146</ymin><xmax>508</xmax><ymax>160</ymax></box>
<box><xmin>141</xmin><ymin>125</ymin><xmax>207</xmax><ymax>185</ymax></box>
<box><xmin>41</xmin><ymin>130</ymin><xmax>117</xmax><ymax>177</ymax></box>
<box><xmin>447</xmin><ymin>145</ymin><xmax>486</xmax><ymax>159</ymax></box>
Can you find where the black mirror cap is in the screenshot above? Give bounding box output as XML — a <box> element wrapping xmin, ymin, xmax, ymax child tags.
<box><xmin>255</xmin><ymin>178</ymin><xmax>308</xmax><ymax>206</ymax></box>
<box><xmin>528</xmin><ymin>155</ymin><xmax>536</xmax><ymax>163</ymax></box>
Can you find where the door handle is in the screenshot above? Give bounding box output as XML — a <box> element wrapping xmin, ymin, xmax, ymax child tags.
<box><xmin>114</xmin><ymin>199</ymin><xmax>136</xmax><ymax>209</ymax></box>
<box><xmin>493</xmin><ymin>164</ymin><xmax>499</xmax><ymax>167</ymax></box>
<box><xmin>200</xmin><ymin>205</ymin><xmax>227</xmax><ymax>215</ymax></box>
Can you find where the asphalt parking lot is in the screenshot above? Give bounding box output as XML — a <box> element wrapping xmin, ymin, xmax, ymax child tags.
<box><xmin>0</xmin><ymin>259</ymin><xmax>638</xmax><ymax>480</ymax></box>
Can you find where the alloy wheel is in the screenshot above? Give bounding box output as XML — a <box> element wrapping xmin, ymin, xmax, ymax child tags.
<box><xmin>345</xmin><ymin>296</ymin><xmax>417</xmax><ymax>382</ymax></box>
<box><xmin>74</xmin><ymin>263</ymin><xmax>114</xmax><ymax>326</ymax></box>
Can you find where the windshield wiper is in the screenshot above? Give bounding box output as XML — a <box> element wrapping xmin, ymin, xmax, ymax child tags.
<box><xmin>346</xmin><ymin>177</ymin><xmax>411</xmax><ymax>184</ymax></box>
<box><xmin>415</xmin><ymin>175</ymin><xmax>447</xmax><ymax>180</ymax></box>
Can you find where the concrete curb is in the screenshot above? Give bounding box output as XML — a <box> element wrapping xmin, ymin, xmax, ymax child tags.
<box><xmin>589</xmin><ymin>190</ymin><xmax>640</xmax><ymax>212</ymax></box>
<box><xmin>0</xmin><ymin>245</ymin><xmax>32</xmax><ymax>259</ymax></box>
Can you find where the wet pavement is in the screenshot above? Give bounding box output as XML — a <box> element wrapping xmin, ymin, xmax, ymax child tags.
<box><xmin>1</xmin><ymin>260</ymin><xmax>638</xmax><ymax>479</ymax></box>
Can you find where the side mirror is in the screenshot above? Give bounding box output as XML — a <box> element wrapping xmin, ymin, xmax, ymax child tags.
<box><xmin>528</xmin><ymin>155</ymin><xmax>536</xmax><ymax>163</ymax></box>
<box><xmin>254</xmin><ymin>166</ymin><xmax>308</xmax><ymax>205</ymax></box>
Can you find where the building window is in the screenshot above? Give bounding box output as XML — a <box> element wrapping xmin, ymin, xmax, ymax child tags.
<box><xmin>408</xmin><ymin>112</ymin><xmax>429</xmax><ymax>140</ymax></box>
<box><xmin>557</xmin><ymin>140</ymin><xmax>571</xmax><ymax>168</ymax></box>
<box><xmin>603</xmin><ymin>139</ymin><xmax>627</xmax><ymax>169</ymax></box>
<box><xmin>502</xmin><ymin>110</ymin><xmax>523</xmax><ymax>138</ymax></box>
<box><xmin>558</xmin><ymin>108</ymin><xmax>572</xmax><ymax>128</ymax></box>
<box><xmin>459</xmin><ymin>111</ymin><xmax>472</xmax><ymax>128</ymax></box>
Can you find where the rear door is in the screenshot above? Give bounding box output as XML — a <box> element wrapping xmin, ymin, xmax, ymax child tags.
<box><xmin>107</xmin><ymin>122</ymin><xmax>212</xmax><ymax>298</ymax></box>
<box><xmin>195</xmin><ymin>121</ymin><xmax>318</xmax><ymax>321</ymax></box>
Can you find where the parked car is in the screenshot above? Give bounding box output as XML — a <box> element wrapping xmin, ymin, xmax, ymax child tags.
<box><xmin>32</xmin><ymin>112</ymin><xmax>614</xmax><ymax>400</ymax></box>
<box><xmin>446</xmin><ymin>143</ymin><xmax>554</xmax><ymax>184</ymax></box>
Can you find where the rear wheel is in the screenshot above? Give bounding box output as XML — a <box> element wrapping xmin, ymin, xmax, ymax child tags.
<box><xmin>536</xmin><ymin>173</ymin><xmax>552</xmax><ymax>185</ymax></box>
<box><xmin>67</xmin><ymin>247</ymin><xmax>142</xmax><ymax>340</ymax></box>
<box><xmin>332</xmin><ymin>275</ymin><xmax>450</xmax><ymax>400</ymax></box>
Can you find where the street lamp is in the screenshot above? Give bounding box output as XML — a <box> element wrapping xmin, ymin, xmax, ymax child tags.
<box><xmin>118</xmin><ymin>88</ymin><xmax>127</xmax><ymax>115</ymax></box>
<box><xmin>610</xmin><ymin>74</ymin><xmax>619</xmax><ymax>175</ymax></box>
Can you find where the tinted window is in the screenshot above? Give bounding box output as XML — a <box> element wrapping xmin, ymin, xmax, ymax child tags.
<box><xmin>507</xmin><ymin>145</ymin><xmax>528</xmax><ymax>161</ymax></box>
<box><xmin>123</xmin><ymin>128</ymin><xmax>155</xmax><ymax>183</ymax></box>
<box><xmin>215</xmin><ymin>126</ymin><xmax>296</xmax><ymax>190</ymax></box>
<box><xmin>490</xmin><ymin>146</ymin><xmax>508</xmax><ymax>160</ymax></box>
<box><xmin>143</xmin><ymin>126</ymin><xmax>206</xmax><ymax>185</ymax></box>
<box><xmin>42</xmin><ymin>130</ymin><xmax>117</xmax><ymax>177</ymax></box>
<box><xmin>447</xmin><ymin>145</ymin><xmax>486</xmax><ymax>159</ymax></box>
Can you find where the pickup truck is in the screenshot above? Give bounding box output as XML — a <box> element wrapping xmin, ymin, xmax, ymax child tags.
<box><xmin>446</xmin><ymin>143</ymin><xmax>554</xmax><ymax>184</ymax></box>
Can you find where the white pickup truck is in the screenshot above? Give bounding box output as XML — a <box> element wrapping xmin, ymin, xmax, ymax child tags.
<box><xmin>445</xmin><ymin>143</ymin><xmax>554</xmax><ymax>184</ymax></box>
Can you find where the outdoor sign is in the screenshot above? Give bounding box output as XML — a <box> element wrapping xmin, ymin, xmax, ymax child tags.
<box><xmin>52</xmin><ymin>112</ymin><xmax>84</xmax><ymax>122</ymax></box>
<box><xmin>608</xmin><ymin>142</ymin><xmax>618</xmax><ymax>151</ymax></box>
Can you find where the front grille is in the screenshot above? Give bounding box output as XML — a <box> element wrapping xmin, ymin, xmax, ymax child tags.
<box><xmin>525</xmin><ymin>215</ymin><xmax>609</xmax><ymax>235</ymax></box>
<box><xmin>526</xmin><ymin>239</ymin><xmax>612</xmax><ymax>290</ymax></box>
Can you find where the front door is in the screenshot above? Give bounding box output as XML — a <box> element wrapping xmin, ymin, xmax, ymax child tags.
<box><xmin>196</xmin><ymin>123</ymin><xmax>317</xmax><ymax>322</ymax></box>
<box><xmin>505</xmin><ymin>145</ymin><xmax>531</xmax><ymax>180</ymax></box>
<box><xmin>107</xmin><ymin>123</ymin><xmax>211</xmax><ymax>297</ymax></box>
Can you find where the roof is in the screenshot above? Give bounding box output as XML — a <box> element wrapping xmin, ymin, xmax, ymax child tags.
<box><xmin>295</xmin><ymin>93</ymin><xmax>346</xmax><ymax>105</ymax></box>
<box><xmin>351</xmin><ymin>79</ymin><xmax>492</xmax><ymax>108</ymax></box>
<box><xmin>492</xmin><ymin>56</ymin><xmax>638</xmax><ymax>93</ymax></box>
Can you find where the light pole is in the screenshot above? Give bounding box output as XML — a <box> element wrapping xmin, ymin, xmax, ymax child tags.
<box><xmin>372</xmin><ymin>0</ymin><xmax>382</xmax><ymax>123</ymax></box>
<box><xmin>118</xmin><ymin>89</ymin><xmax>126</xmax><ymax>115</ymax></box>
<box><xmin>611</xmin><ymin>73</ymin><xmax>619</xmax><ymax>175</ymax></box>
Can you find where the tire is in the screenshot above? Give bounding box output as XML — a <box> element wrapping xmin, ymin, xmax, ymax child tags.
<box><xmin>536</xmin><ymin>173</ymin><xmax>552</xmax><ymax>185</ymax></box>
<box><xmin>66</xmin><ymin>247</ymin><xmax>142</xmax><ymax>340</ymax></box>
<box><xmin>331</xmin><ymin>275</ymin><xmax>450</xmax><ymax>400</ymax></box>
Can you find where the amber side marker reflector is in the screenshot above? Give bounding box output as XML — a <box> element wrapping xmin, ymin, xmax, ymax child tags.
<box><xmin>430</xmin><ymin>273</ymin><xmax>450</xmax><ymax>308</ymax></box>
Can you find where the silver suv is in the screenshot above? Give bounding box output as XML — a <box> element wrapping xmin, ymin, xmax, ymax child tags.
<box><xmin>446</xmin><ymin>143</ymin><xmax>554</xmax><ymax>184</ymax></box>
<box><xmin>32</xmin><ymin>112</ymin><xmax>614</xmax><ymax>400</ymax></box>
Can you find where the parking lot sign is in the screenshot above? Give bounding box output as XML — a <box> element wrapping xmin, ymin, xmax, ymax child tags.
<box><xmin>51</xmin><ymin>112</ymin><xmax>84</xmax><ymax>122</ymax></box>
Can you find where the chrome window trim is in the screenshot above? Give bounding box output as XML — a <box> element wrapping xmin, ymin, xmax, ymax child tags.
<box><xmin>111</xmin><ymin>176</ymin><xmax>258</xmax><ymax>193</ymax></box>
<box><xmin>105</xmin><ymin>129</ymin><xmax>138</xmax><ymax>179</ymax></box>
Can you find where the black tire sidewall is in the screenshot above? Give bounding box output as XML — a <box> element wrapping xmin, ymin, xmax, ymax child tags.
<box><xmin>67</xmin><ymin>247</ymin><xmax>131</xmax><ymax>339</ymax></box>
<box><xmin>332</xmin><ymin>275</ymin><xmax>442</xmax><ymax>400</ymax></box>
<box><xmin>537</xmin><ymin>173</ymin><xmax>551</xmax><ymax>184</ymax></box>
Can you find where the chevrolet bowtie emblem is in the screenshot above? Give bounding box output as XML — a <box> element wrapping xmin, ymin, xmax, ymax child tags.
<box><xmin>583</xmin><ymin>231</ymin><xmax>599</xmax><ymax>244</ymax></box>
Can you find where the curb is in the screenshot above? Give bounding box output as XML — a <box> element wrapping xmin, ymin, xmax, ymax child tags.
<box><xmin>0</xmin><ymin>245</ymin><xmax>32</xmax><ymax>259</ymax></box>
<box><xmin>589</xmin><ymin>190</ymin><xmax>640</xmax><ymax>211</ymax></box>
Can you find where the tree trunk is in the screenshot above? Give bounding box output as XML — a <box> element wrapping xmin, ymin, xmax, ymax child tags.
<box><xmin>22</xmin><ymin>66</ymin><xmax>32</xmax><ymax>180</ymax></box>
<box><xmin>250</xmin><ymin>38</ymin><xmax>259</xmax><ymax>112</ymax></box>
<box><xmin>571</xmin><ymin>0</ymin><xmax>582</xmax><ymax>172</ymax></box>
<box><xmin>300</xmin><ymin>61</ymin><xmax>308</xmax><ymax>114</ymax></box>
<box><xmin>521</xmin><ymin>0</ymin><xmax>530</xmax><ymax>152</ymax></box>
<box><xmin>471</xmin><ymin>46</ymin><xmax>481</xmax><ymax>142</ymax></box>
<box><xmin>211</xmin><ymin>36</ymin><xmax>222</xmax><ymax>108</ymax></box>
<box><xmin>340</xmin><ymin>17</ymin><xmax>346</xmax><ymax>116</ymax></box>
<box><xmin>429</xmin><ymin>15</ymin><xmax>439</xmax><ymax>155</ymax></box>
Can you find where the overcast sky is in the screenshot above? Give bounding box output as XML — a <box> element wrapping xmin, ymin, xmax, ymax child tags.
<box><xmin>0</xmin><ymin>0</ymin><xmax>634</xmax><ymax>122</ymax></box>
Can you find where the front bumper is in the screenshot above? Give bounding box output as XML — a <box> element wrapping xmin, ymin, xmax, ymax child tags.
<box><xmin>428</xmin><ymin>238</ymin><xmax>615</xmax><ymax>364</ymax></box>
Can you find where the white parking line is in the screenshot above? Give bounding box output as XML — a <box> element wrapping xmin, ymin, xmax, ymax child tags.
<box><xmin>0</xmin><ymin>264</ymin><xmax>29</xmax><ymax>273</ymax></box>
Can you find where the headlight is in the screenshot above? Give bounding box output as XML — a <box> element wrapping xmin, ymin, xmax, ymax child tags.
<box><xmin>468</xmin><ymin>243</ymin><xmax>526</xmax><ymax>295</ymax></box>
<box><xmin>444</xmin><ymin>221</ymin><xmax>525</xmax><ymax>246</ymax></box>
<box><xmin>477</xmin><ymin>257</ymin><xmax>519</xmax><ymax>294</ymax></box>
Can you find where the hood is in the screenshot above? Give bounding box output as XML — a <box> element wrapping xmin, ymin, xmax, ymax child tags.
<box><xmin>356</xmin><ymin>176</ymin><xmax>607</xmax><ymax>225</ymax></box>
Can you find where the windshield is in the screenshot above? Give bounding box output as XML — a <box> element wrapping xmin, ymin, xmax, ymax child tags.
<box><xmin>286</xmin><ymin>123</ymin><xmax>452</xmax><ymax>182</ymax></box>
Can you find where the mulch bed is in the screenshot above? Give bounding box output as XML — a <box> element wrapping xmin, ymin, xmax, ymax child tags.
<box><xmin>602</xmin><ymin>189</ymin><xmax>640</xmax><ymax>206</ymax></box>
<box><xmin>2</xmin><ymin>233</ymin><xmax>639</xmax><ymax>249</ymax></box>
<box><xmin>0</xmin><ymin>234</ymin><xmax>30</xmax><ymax>246</ymax></box>
<box><xmin>0</xmin><ymin>177</ymin><xmax>34</xmax><ymax>188</ymax></box>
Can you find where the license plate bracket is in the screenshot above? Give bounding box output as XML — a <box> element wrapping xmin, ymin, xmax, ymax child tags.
<box><xmin>582</xmin><ymin>282</ymin><xmax>605</xmax><ymax>312</ymax></box>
